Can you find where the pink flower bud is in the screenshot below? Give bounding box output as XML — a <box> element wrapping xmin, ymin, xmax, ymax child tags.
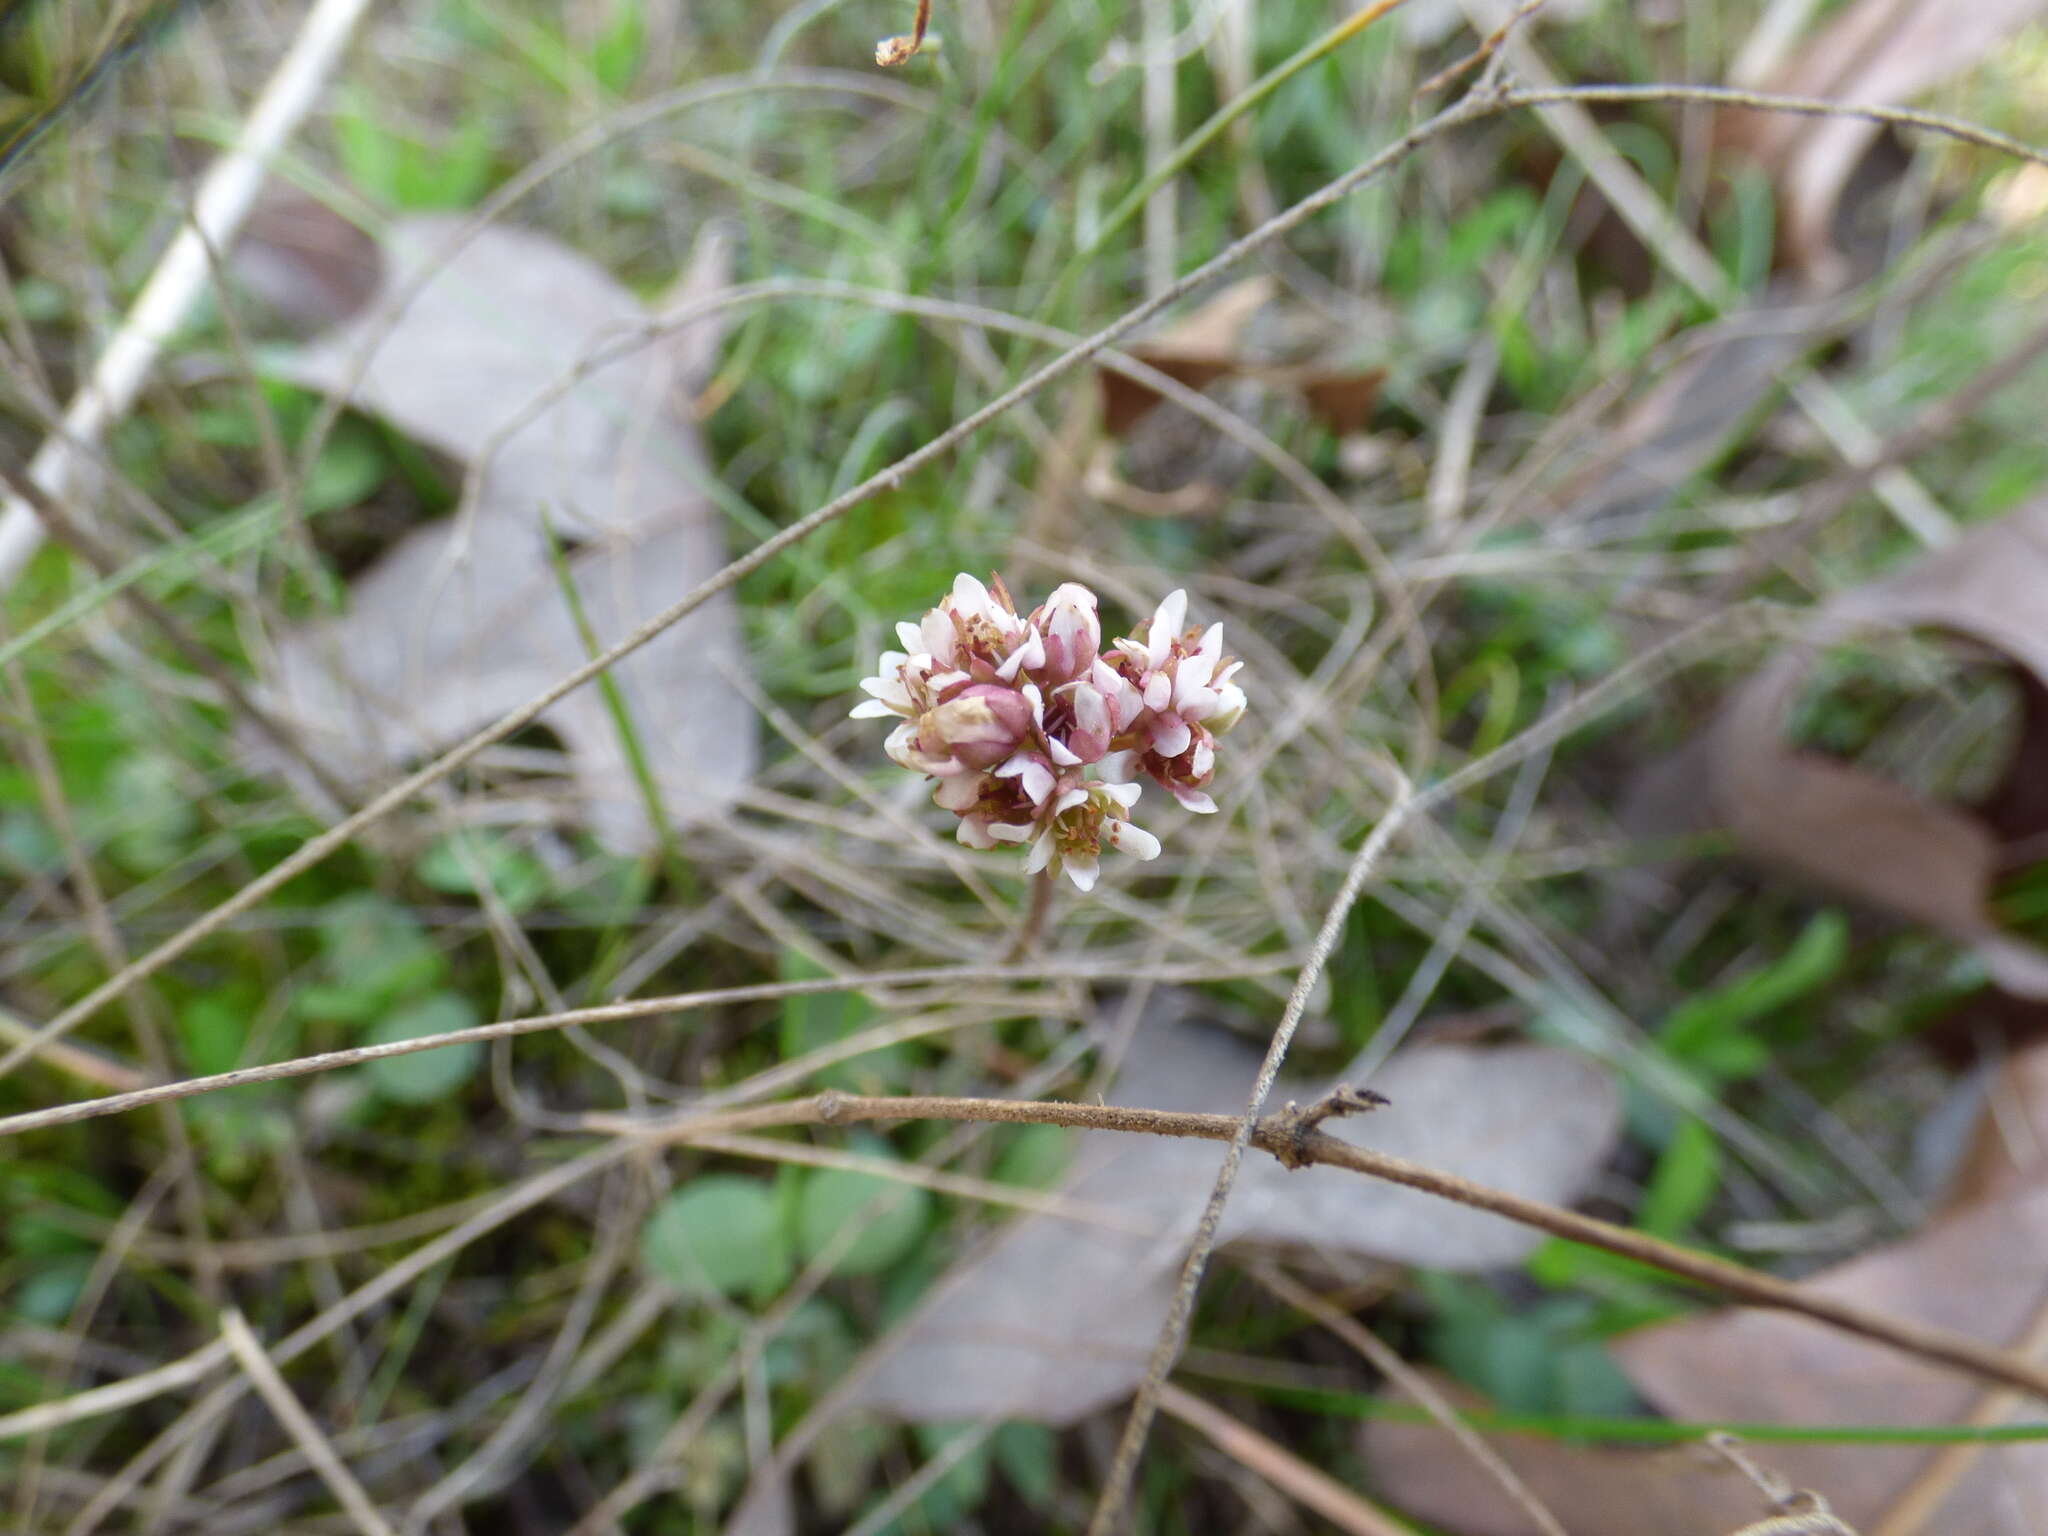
<box><xmin>856</xmin><ymin>573</ymin><xmax>1244</xmax><ymax>889</ymax></box>
<box><xmin>916</xmin><ymin>683</ymin><xmax>1034</xmax><ymax>770</ymax></box>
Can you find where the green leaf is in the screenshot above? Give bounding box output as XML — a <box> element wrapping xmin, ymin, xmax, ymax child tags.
<box><xmin>796</xmin><ymin>1140</ymin><xmax>932</xmax><ymax>1277</ymax></box>
<box><xmin>1660</xmin><ymin>911</ymin><xmax>1847</xmax><ymax>1080</ymax></box>
<box><xmin>364</xmin><ymin>993</ymin><xmax>482</xmax><ymax>1104</ymax></box>
<box><xmin>1423</xmin><ymin>1275</ymin><xmax>1655</xmax><ymax>1415</ymax></box>
<box><xmin>992</xmin><ymin>1422</ymin><xmax>1058</xmax><ymax>1507</ymax></box>
<box><xmin>779</xmin><ymin>951</ymin><xmax>912</xmax><ymax>1093</ymax></box>
<box><xmin>1638</xmin><ymin>1116</ymin><xmax>1721</xmax><ymax>1239</ymax></box>
<box><xmin>334</xmin><ymin>95</ymin><xmax>403</xmax><ymax>204</ymax></box>
<box><xmin>304</xmin><ymin>428</ymin><xmax>388</xmax><ymax>513</ymax></box>
<box><xmin>1524</xmin><ymin>1237</ymin><xmax>1693</xmax><ymax>1317</ymax></box>
<box><xmin>13</xmin><ymin>1256</ymin><xmax>91</xmax><ymax>1324</ymax></box>
<box><xmin>1551</xmin><ymin>1340</ymin><xmax>1644</xmax><ymax>1418</ymax></box>
<box><xmin>314</xmin><ymin>892</ymin><xmax>445</xmax><ymax>1014</ymax></box>
<box><xmin>907</xmin><ymin>1422</ymin><xmax>991</xmax><ymax>1526</ymax></box>
<box><xmin>590</xmin><ymin>0</ymin><xmax>643</xmax><ymax>94</ymax></box>
<box><xmin>991</xmin><ymin>1123</ymin><xmax>1071</xmax><ymax>1189</ymax></box>
<box><xmin>641</xmin><ymin>1176</ymin><xmax>790</xmax><ymax>1301</ymax></box>
<box><xmin>177</xmin><ymin>997</ymin><xmax>248</xmax><ymax>1077</ymax></box>
<box><xmin>416</xmin><ymin>830</ymin><xmax>552</xmax><ymax>913</ymax></box>
<box><xmin>103</xmin><ymin>754</ymin><xmax>197</xmax><ymax>875</ymax></box>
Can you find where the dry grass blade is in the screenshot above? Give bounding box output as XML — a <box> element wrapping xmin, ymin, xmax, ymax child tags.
<box><xmin>219</xmin><ymin>1309</ymin><xmax>397</xmax><ymax>1536</ymax></box>
<box><xmin>1252</xmin><ymin>1263</ymin><xmax>1571</xmax><ymax>1536</ymax></box>
<box><xmin>1157</xmin><ymin>1381</ymin><xmax>1410</xmax><ymax>1536</ymax></box>
<box><xmin>0</xmin><ymin>962</ymin><xmax>1274</xmax><ymax>1139</ymax></box>
<box><xmin>0</xmin><ymin>1341</ymin><xmax>233</xmax><ymax>1444</ymax></box>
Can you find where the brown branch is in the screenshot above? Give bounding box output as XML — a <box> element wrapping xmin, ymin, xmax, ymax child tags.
<box><xmin>617</xmin><ymin>1088</ymin><xmax>2048</xmax><ymax>1405</ymax></box>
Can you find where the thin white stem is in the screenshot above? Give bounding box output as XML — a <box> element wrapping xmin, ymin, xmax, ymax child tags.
<box><xmin>0</xmin><ymin>0</ymin><xmax>374</xmax><ymax>589</ymax></box>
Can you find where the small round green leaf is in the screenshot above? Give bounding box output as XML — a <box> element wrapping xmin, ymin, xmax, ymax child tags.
<box><xmin>365</xmin><ymin>993</ymin><xmax>481</xmax><ymax>1104</ymax></box>
<box><xmin>642</xmin><ymin>1176</ymin><xmax>790</xmax><ymax>1300</ymax></box>
<box><xmin>796</xmin><ymin>1141</ymin><xmax>931</xmax><ymax>1276</ymax></box>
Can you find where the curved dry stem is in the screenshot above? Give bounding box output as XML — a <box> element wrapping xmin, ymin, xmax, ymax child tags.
<box><xmin>1003</xmin><ymin>867</ymin><xmax>1059</xmax><ymax>963</ymax></box>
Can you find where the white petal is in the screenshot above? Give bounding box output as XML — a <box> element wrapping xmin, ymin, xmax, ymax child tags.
<box><xmin>1096</xmin><ymin>780</ymin><xmax>1142</xmax><ymax>810</ymax></box>
<box><xmin>1047</xmin><ymin>737</ymin><xmax>1082</xmax><ymax>767</ymax></box>
<box><xmin>950</xmin><ymin>572</ymin><xmax>995</xmax><ymax>620</ymax></box>
<box><xmin>884</xmin><ymin>722</ymin><xmax>922</xmax><ymax>769</ymax></box>
<box><xmin>996</xmin><ymin>626</ymin><xmax>1045</xmax><ymax>681</ymax></box>
<box><xmin>1174</xmin><ymin>788</ymin><xmax>1218</xmax><ymax>814</ymax></box>
<box><xmin>1209</xmin><ymin>683</ymin><xmax>1246</xmax><ymax>733</ymax></box>
<box><xmin>1063</xmin><ymin>855</ymin><xmax>1098</xmax><ymax>891</ymax></box>
<box><xmin>934</xmin><ymin>774</ymin><xmax>983</xmax><ymax>811</ymax></box>
<box><xmin>858</xmin><ymin>674</ymin><xmax>909</xmax><ymax>704</ymax></box>
<box><xmin>1143</xmin><ymin>673</ymin><xmax>1172</xmax><ymax>713</ymax></box>
<box><xmin>1150</xmin><ymin>714</ymin><xmax>1192</xmax><ymax>759</ymax></box>
<box><xmin>1098</xmin><ymin>750</ymin><xmax>1139</xmax><ymax>783</ymax></box>
<box><xmin>1053</xmin><ymin>787</ymin><xmax>1089</xmax><ymax>815</ymax></box>
<box><xmin>1198</xmin><ymin>622</ymin><xmax>1223</xmax><ymax>660</ymax></box>
<box><xmin>921</xmin><ymin>610</ymin><xmax>956</xmax><ymax>663</ymax></box>
<box><xmin>850</xmin><ymin>699</ymin><xmax>899</xmax><ymax>718</ymax></box>
<box><xmin>957</xmin><ymin>818</ymin><xmax>999</xmax><ymax>848</ymax></box>
<box><xmin>896</xmin><ymin>621</ymin><xmax>924</xmax><ymax>651</ymax></box>
<box><xmin>1112</xmin><ymin>677</ymin><xmax>1144</xmax><ymax>726</ymax></box>
<box><xmin>996</xmin><ymin>752</ymin><xmax>1055</xmax><ymax>805</ymax></box>
<box><xmin>1024</xmin><ymin>833</ymin><xmax>1056</xmax><ymax>873</ymax></box>
<box><xmin>1147</xmin><ymin>590</ymin><xmax>1187</xmax><ymax>666</ymax></box>
<box><xmin>988</xmin><ymin>821</ymin><xmax>1035</xmax><ymax>844</ymax></box>
<box><xmin>1072</xmin><ymin>685</ymin><xmax>1108</xmax><ymax>738</ymax></box>
<box><xmin>1105</xmin><ymin>819</ymin><xmax>1160</xmax><ymax>860</ymax></box>
<box><xmin>1043</xmin><ymin>588</ymin><xmax>1100</xmax><ymax>662</ymax></box>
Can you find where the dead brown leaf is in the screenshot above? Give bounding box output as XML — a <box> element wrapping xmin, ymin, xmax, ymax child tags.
<box><xmin>1610</xmin><ymin>1187</ymin><xmax>2048</xmax><ymax>1535</ymax></box>
<box><xmin>1361</xmin><ymin>1369</ymin><xmax>1773</xmax><ymax>1535</ymax></box>
<box><xmin>1367</xmin><ymin>1195</ymin><xmax>2048</xmax><ymax>1533</ymax></box>
<box><xmin>1945</xmin><ymin>1040</ymin><xmax>2048</xmax><ymax>1212</ymax></box>
<box><xmin>845</xmin><ymin>1000</ymin><xmax>1620</xmax><ymax>1427</ymax></box>
<box><xmin>242</xmin><ymin>217</ymin><xmax>755</xmax><ymax>854</ymax></box>
<box><xmin>723</xmin><ymin>1002</ymin><xmax>1620</xmax><ymax>1534</ymax></box>
<box><xmin>229</xmin><ymin>187</ymin><xmax>383</xmax><ymax>334</ymax></box>
<box><xmin>1720</xmin><ymin>0</ymin><xmax>2048</xmax><ymax>282</ymax></box>
<box><xmin>1694</xmin><ymin>500</ymin><xmax>2048</xmax><ymax>997</ymax></box>
<box><xmin>1548</xmin><ymin>304</ymin><xmax>1822</xmax><ymax>532</ymax></box>
<box><xmin>1098</xmin><ymin>275</ymin><xmax>1384</xmax><ymax>441</ymax></box>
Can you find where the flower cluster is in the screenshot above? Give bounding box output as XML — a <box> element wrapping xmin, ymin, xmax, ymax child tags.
<box><xmin>852</xmin><ymin>573</ymin><xmax>1245</xmax><ymax>890</ymax></box>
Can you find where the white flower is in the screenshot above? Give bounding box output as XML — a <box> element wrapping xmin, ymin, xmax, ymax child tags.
<box><xmin>853</xmin><ymin>573</ymin><xmax>1242</xmax><ymax>894</ymax></box>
